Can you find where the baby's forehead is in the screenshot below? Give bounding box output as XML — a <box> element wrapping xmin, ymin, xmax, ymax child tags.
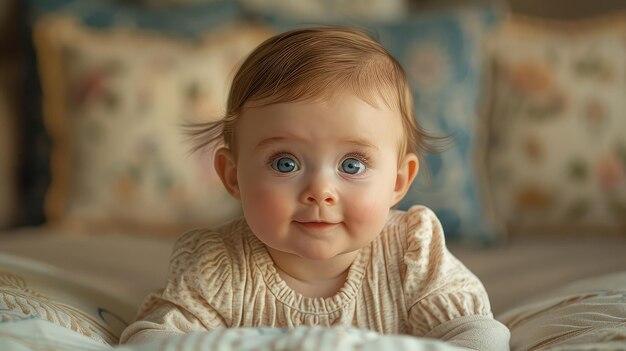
<box><xmin>241</xmin><ymin>94</ymin><xmax>402</xmax><ymax>125</ymax></box>
<box><xmin>244</xmin><ymin>90</ymin><xmax>401</xmax><ymax>117</ymax></box>
<box><xmin>236</xmin><ymin>95</ymin><xmax>406</xmax><ymax>150</ymax></box>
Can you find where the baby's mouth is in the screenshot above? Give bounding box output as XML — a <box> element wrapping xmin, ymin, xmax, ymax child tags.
<box><xmin>294</xmin><ymin>221</ymin><xmax>339</xmax><ymax>230</ymax></box>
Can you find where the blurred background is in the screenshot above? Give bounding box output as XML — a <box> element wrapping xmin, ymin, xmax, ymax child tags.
<box><xmin>0</xmin><ymin>0</ymin><xmax>625</xmax><ymax>320</ymax></box>
<box><xmin>0</xmin><ymin>0</ymin><xmax>625</xmax><ymax>242</ymax></box>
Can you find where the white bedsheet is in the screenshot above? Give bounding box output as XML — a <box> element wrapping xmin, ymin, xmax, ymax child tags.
<box><xmin>2</xmin><ymin>226</ymin><xmax>626</xmax><ymax>315</ymax></box>
<box><xmin>2</xmin><ymin>226</ymin><xmax>626</xmax><ymax>350</ymax></box>
<box><xmin>0</xmin><ymin>318</ymin><xmax>468</xmax><ymax>351</ymax></box>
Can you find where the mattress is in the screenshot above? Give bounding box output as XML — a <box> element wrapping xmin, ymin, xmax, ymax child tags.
<box><xmin>2</xmin><ymin>226</ymin><xmax>625</xmax><ymax>315</ymax></box>
<box><xmin>1</xmin><ymin>226</ymin><xmax>626</xmax><ymax>350</ymax></box>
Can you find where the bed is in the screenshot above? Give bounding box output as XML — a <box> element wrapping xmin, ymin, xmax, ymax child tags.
<box><xmin>2</xmin><ymin>226</ymin><xmax>626</xmax><ymax>350</ymax></box>
<box><xmin>2</xmin><ymin>1</ymin><xmax>626</xmax><ymax>350</ymax></box>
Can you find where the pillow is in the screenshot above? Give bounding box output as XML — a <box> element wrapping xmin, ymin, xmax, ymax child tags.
<box><xmin>239</xmin><ymin>0</ymin><xmax>408</xmax><ymax>23</ymax></box>
<box><xmin>0</xmin><ymin>318</ymin><xmax>113</xmax><ymax>350</ymax></box>
<box><xmin>34</xmin><ymin>16</ymin><xmax>272</xmax><ymax>235</ymax></box>
<box><xmin>0</xmin><ymin>253</ymin><xmax>135</xmax><ymax>345</ymax></box>
<box><xmin>249</xmin><ymin>5</ymin><xmax>507</xmax><ymax>242</ymax></box>
<box><xmin>25</xmin><ymin>0</ymin><xmax>239</xmax><ymax>37</ymax></box>
<box><xmin>486</xmin><ymin>14</ymin><xmax>626</xmax><ymax>237</ymax></box>
<box><xmin>498</xmin><ymin>271</ymin><xmax>626</xmax><ymax>351</ymax></box>
<box><xmin>129</xmin><ymin>0</ymin><xmax>232</xmax><ymax>7</ymax></box>
<box><xmin>390</xmin><ymin>8</ymin><xmax>505</xmax><ymax>243</ymax></box>
<box><xmin>19</xmin><ymin>0</ymin><xmax>242</xmax><ymax>227</ymax></box>
<box><xmin>0</xmin><ymin>321</ymin><xmax>469</xmax><ymax>351</ymax></box>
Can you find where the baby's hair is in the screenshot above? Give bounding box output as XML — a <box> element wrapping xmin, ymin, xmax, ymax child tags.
<box><xmin>187</xmin><ymin>26</ymin><xmax>445</xmax><ymax>167</ymax></box>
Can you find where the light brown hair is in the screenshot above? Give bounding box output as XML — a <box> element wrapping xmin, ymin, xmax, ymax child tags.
<box><xmin>187</xmin><ymin>26</ymin><xmax>442</xmax><ymax>166</ymax></box>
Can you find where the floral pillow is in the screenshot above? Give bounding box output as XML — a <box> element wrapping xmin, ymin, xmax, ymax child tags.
<box><xmin>486</xmin><ymin>14</ymin><xmax>626</xmax><ymax>236</ymax></box>
<box><xmin>34</xmin><ymin>16</ymin><xmax>273</xmax><ymax>234</ymax></box>
<box><xmin>20</xmin><ymin>0</ymin><xmax>242</xmax><ymax>227</ymax></box>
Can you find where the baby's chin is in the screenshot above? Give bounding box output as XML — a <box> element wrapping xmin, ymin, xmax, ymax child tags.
<box><xmin>259</xmin><ymin>240</ymin><xmax>355</xmax><ymax>262</ymax></box>
<box><xmin>289</xmin><ymin>245</ymin><xmax>362</xmax><ymax>262</ymax></box>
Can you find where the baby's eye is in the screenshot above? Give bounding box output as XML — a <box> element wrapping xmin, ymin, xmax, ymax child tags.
<box><xmin>340</xmin><ymin>157</ymin><xmax>365</xmax><ymax>175</ymax></box>
<box><xmin>271</xmin><ymin>156</ymin><xmax>299</xmax><ymax>173</ymax></box>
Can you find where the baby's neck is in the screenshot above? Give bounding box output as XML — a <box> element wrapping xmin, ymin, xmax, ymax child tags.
<box><xmin>266</xmin><ymin>247</ymin><xmax>359</xmax><ymax>298</ymax></box>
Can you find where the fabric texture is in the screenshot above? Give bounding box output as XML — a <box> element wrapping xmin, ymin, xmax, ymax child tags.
<box><xmin>498</xmin><ymin>271</ymin><xmax>626</xmax><ymax>351</ymax></box>
<box><xmin>25</xmin><ymin>0</ymin><xmax>239</xmax><ymax>37</ymax></box>
<box><xmin>390</xmin><ymin>9</ymin><xmax>503</xmax><ymax>243</ymax></box>
<box><xmin>1</xmin><ymin>319</ymin><xmax>487</xmax><ymax>351</ymax></box>
<box><xmin>19</xmin><ymin>0</ymin><xmax>241</xmax><ymax>226</ymax></box>
<box><xmin>125</xmin><ymin>0</ymin><xmax>232</xmax><ymax>8</ymax></box>
<box><xmin>33</xmin><ymin>16</ymin><xmax>272</xmax><ymax>235</ymax></box>
<box><xmin>0</xmin><ymin>254</ymin><xmax>135</xmax><ymax>345</ymax></box>
<box><xmin>486</xmin><ymin>14</ymin><xmax>626</xmax><ymax>236</ymax></box>
<box><xmin>120</xmin><ymin>206</ymin><xmax>510</xmax><ymax>349</ymax></box>
<box><xmin>249</xmin><ymin>5</ymin><xmax>506</xmax><ymax>243</ymax></box>
<box><xmin>238</xmin><ymin>0</ymin><xmax>408</xmax><ymax>22</ymax></box>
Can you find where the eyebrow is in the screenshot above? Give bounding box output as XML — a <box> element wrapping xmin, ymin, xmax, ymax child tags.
<box><xmin>344</xmin><ymin>138</ymin><xmax>380</xmax><ymax>151</ymax></box>
<box><xmin>254</xmin><ymin>137</ymin><xmax>294</xmax><ymax>150</ymax></box>
<box><xmin>254</xmin><ymin>136</ymin><xmax>380</xmax><ymax>151</ymax></box>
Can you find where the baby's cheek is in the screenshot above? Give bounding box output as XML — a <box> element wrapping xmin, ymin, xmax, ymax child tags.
<box><xmin>346</xmin><ymin>194</ymin><xmax>390</xmax><ymax>227</ymax></box>
<box><xmin>242</xmin><ymin>185</ymin><xmax>292</xmax><ymax>227</ymax></box>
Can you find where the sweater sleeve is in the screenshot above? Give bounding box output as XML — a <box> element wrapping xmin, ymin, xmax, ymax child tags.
<box><xmin>401</xmin><ymin>206</ymin><xmax>510</xmax><ymax>350</ymax></box>
<box><xmin>119</xmin><ymin>228</ymin><xmax>232</xmax><ymax>344</ymax></box>
<box><xmin>118</xmin><ymin>290</ymin><xmax>225</xmax><ymax>344</ymax></box>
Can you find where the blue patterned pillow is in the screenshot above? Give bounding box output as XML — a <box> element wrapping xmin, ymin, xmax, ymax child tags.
<box><xmin>247</xmin><ymin>6</ymin><xmax>505</xmax><ymax>243</ymax></box>
<box><xmin>389</xmin><ymin>10</ymin><xmax>503</xmax><ymax>243</ymax></box>
<box><xmin>25</xmin><ymin>0</ymin><xmax>238</xmax><ymax>36</ymax></box>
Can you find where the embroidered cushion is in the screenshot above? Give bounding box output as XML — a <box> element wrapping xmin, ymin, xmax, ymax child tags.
<box><xmin>486</xmin><ymin>14</ymin><xmax>626</xmax><ymax>236</ymax></box>
<box><xmin>34</xmin><ymin>15</ymin><xmax>272</xmax><ymax>234</ymax></box>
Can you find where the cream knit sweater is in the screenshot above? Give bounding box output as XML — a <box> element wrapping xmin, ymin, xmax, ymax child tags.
<box><xmin>121</xmin><ymin>206</ymin><xmax>510</xmax><ymax>350</ymax></box>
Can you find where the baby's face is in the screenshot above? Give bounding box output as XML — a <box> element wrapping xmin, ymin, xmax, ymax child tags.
<box><xmin>231</xmin><ymin>94</ymin><xmax>410</xmax><ymax>261</ymax></box>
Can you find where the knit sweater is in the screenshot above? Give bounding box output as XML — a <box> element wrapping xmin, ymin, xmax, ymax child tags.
<box><xmin>120</xmin><ymin>206</ymin><xmax>510</xmax><ymax>350</ymax></box>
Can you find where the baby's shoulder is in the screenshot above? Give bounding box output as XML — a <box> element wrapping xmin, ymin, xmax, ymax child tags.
<box><xmin>384</xmin><ymin>205</ymin><xmax>444</xmax><ymax>243</ymax></box>
<box><xmin>169</xmin><ymin>217</ymin><xmax>249</xmax><ymax>270</ymax></box>
<box><xmin>161</xmin><ymin>217</ymin><xmax>250</xmax><ymax>319</ymax></box>
<box><xmin>371</xmin><ymin>206</ymin><xmax>449</xmax><ymax>292</ymax></box>
<box><xmin>374</xmin><ymin>206</ymin><xmax>446</xmax><ymax>269</ymax></box>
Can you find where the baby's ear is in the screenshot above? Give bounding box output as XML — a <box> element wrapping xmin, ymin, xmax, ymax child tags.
<box><xmin>391</xmin><ymin>153</ymin><xmax>419</xmax><ymax>206</ymax></box>
<box><xmin>214</xmin><ymin>147</ymin><xmax>240</xmax><ymax>199</ymax></box>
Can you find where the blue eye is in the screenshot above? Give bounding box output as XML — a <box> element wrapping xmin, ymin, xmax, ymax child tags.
<box><xmin>340</xmin><ymin>158</ymin><xmax>365</xmax><ymax>175</ymax></box>
<box><xmin>271</xmin><ymin>157</ymin><xmax>299</xmax><ymax>173</ymax></box>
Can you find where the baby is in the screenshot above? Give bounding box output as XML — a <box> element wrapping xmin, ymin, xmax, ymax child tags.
<box><xmin>120</xmin><ymin>27</ymin><xmax>510</xmax><ymax>349</ymax></box>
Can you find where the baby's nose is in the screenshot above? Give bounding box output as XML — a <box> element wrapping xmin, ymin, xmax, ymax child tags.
<box><xmin>304</xmin><ymin>193</ymin><xmax>336</xmax><ymax>206</ymax></box>
<box><xmin>299</xmin><ymin>175</ymin><xmax>337</xmax><ymax>206</ymax></box>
